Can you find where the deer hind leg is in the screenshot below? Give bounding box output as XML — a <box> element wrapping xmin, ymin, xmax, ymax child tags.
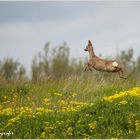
<box><xmin>84</xmin><ymin>63</ymin><xmax>92</xmax><ymax>71</ymax></box>
<box><xmin>118</xmin><ymin>68</ymin><xmax>127</xmax><ymax>80</ymax></box>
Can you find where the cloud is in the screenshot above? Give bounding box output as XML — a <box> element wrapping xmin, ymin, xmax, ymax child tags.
<box><xmin>0</xmin><ymin>22</ymin><xmax>44</xmax><ymax>73</ymax></box>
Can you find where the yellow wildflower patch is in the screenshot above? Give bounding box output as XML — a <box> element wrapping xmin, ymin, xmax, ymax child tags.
<box><xmin>35</xmin><ymin>107</ymin><xmax>53</xmax><ymax>115</ymax></box>
<box><xmin>16</xmin><ymin>107</ymin><xmax>33</xmax><ymax>116</ymax></box>
<box><xmin>58</xmin><ymin>100</ymin><xmax>88</xmax><ymax>113</ymax></box>
<box><xmin>0</xmin><ymin>107</ymin><xmax>15</xmax><ymax>116</ymax></box>
<box><xmin>6</xmin><ymin>115</ymin><xmax>21</xmax><ymax>127</ymax></box>
<box><xmin>104</xmin><ymin>87</ymin><xmax>140</xmax><ymax>102</ymax></box>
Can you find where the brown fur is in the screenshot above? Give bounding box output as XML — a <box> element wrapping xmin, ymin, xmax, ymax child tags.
<box><xmin>84</xmin><ymin>40</ymin><xmax>126</xmax><ymax>79</ymax></box>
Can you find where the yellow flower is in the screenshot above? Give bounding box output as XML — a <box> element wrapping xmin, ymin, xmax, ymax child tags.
<box><xmin>58</xmin><ymin>100</ymin><xmax>67</xmax><ymax>106</ymax></box>
<box><xmin>135</xmin><ymin>120</ymin><xmax>140</xmax><ymax>132</ymax></box>
<box><xmin>58</xmin><ymin>100</ymin><xmax>89</xmax><ymax>113</ymax></box>
<box><xmin>88</xmin><ymin>121</ymin><xmax>97</xmax><ymax>130</ymax></box>
<box><xmin>7</xmin><ymin>115</ymin><xmax>21</xmax><ymax>127</ymax></box>
<box><xmin>15</xmin><ymin>107</ymin><xmax>33</xmax><ymax>117</ymax></box>
<box><xmin>116</xmin><ymin>129</ymin><xmax>124</xmax><ymax>137</ymax></box>
<box><xmin>54</xmin><ymin>92</ymin><xmax>63</xmax><ymax>96</ymax></box>
<box><xmin>66</xmin><ymin>127</ymin><xmax>73</xmax><ymax>136</ymax></box>
<box><xmin>43</xmin><ymin>98</ymin><xmax>51</xmax><ymax>105</ymax></box>
<box><xmin>35</xmin><ymin>107</ymin><xmax>53</xmax><ymax>115</ymax></box>
<box><xmin>1</xmin><ymin>107</ymin><xmax>14</xmax><ymax>116</ymax></box>
<box><xmin>82</xmin><ymin>133</ymin><xmax>92</xmax><ymax>138</ymax></box>
<box><xmin>120</xmin><ymin>100</ymin><xmax>128</xmax><ymax>105</ymax></box>
<box><xmin>104</xmin><ymin>87</ymin><xmax>140</xmax><ymax>102</ymax></box>
<box><xmin>128</xmin><ymin>87</ymin><xmax>140</xmax><ymax>97</ymax></box>
<box><xmin>3</xmin><ymin>95</ymin><xmax>9</xmax><ymax>100</ymax></box>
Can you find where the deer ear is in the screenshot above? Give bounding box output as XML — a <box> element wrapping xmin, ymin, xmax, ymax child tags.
<box><xmin>88</xmin><ymin>40</ymin><xmax>92</xmax><ymax>45</ymax></box>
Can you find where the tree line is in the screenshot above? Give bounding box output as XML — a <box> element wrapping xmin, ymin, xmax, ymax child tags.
<box><xmin>0</xmin><ymin>42</ymin><xmax>140</xmax><ymax>81</ymax></box>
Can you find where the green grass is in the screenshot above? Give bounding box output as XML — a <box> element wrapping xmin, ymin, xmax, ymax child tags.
<box><xmin>0</xmin><ymin>75</ymin><xmax>139</xmax><ymax>108</ymax></box>
<box><xmin>0</xmin><ymin>76</ymin><xmax>140</xmax><ymax>138</ymax></box>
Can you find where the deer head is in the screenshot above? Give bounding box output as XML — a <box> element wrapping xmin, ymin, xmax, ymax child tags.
<box><xmin>84</xmin><ymin>40</ymin><xmax>94</xmax><ymax>52</ymax></box>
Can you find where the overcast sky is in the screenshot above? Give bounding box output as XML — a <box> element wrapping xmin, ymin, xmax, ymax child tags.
<box><xmin>0</xmin><ymin>1</ymin><xmax>140</xmax><ymax>73</ymax></box>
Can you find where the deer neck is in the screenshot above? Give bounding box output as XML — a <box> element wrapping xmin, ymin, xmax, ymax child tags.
<box><xmin>89</xmin><ymin>48</ymin><xmax>95</xmax><ymax>58</ymax></box>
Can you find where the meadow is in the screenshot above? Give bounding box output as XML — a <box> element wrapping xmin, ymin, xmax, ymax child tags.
<box><xmin>0</xmin><ymin>74</ymin><xmax>140</xmax><ymax>139</ymax></box>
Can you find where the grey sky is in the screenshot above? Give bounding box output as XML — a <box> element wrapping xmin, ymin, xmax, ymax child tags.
<box><xmin>0</xmin><ymin>1</ymin><xmax>140</xmax><ymax>74</ymax></box>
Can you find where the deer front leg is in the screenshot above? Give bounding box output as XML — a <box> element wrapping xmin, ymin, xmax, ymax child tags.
<box><xmin>118</xmin><ymin>68</ymin><xmax>127</xmax><ymax>80</ymax></box>
<box><xmin>84</xmin><ymin>63</ymin><xmax>92</xmax><ymax>71</ymax></box>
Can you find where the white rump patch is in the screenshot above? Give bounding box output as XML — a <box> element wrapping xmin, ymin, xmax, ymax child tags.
<box><xmin>112</xmin><ymin>61</ymin><xmax>118</xmax><ymax>67</ymax></box>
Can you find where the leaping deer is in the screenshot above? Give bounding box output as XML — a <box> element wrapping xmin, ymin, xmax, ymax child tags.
<box><xmin>84</xmin><ymin>40</ymin><xmax>126</xmax><ymax>79</ymax></box>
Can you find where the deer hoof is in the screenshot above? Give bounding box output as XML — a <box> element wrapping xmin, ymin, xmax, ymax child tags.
<box><xmin>120</xmin><ymin>76</ymin><xmax>127</xmax><ymax>80</ymax></box>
